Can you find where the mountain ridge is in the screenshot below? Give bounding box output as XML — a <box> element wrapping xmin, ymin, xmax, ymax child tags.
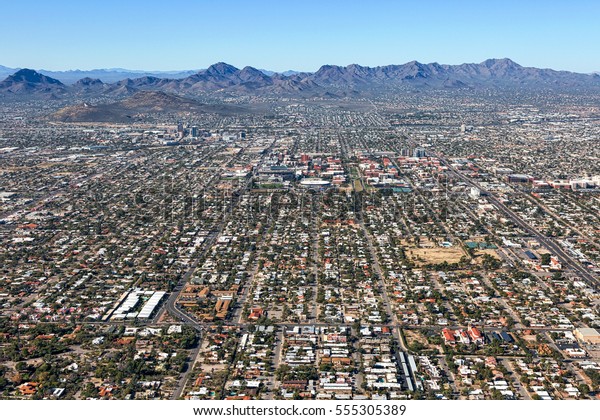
<box><xmin>53</xmin><ymin>90</ymin><xmax>250</xmax><ymax>122</ymax></box>
<box><xmin>0</xmin><ymin>69</ymin><xmax>66</xmax><ymax>96</ymax></box>
<box><xmin>2</xmin><ymin>59</ymin><xmax>600</xmax><ymax>99</ymax></box>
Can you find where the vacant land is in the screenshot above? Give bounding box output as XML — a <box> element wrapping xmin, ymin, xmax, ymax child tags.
<box><xmin>406</xmin><ymin>246</ymin><xmax>466</xmax><ymax>266</ymax></box>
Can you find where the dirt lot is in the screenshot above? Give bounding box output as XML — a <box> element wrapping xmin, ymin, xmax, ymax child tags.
<box><xmin>353</xmin><ymin>179</ymin><xmax>364</xmax><ymax>192</ymax></box>
<box><xmin>406</xmin><ymin>246</ymin><xmax>466</xmax><ymax>266</ymax></box>
<box><xmin>404</xmin><ymin>329</ymin><xmax>430</xmax><ymax>350</ymax></box>
<box><xmin>472</xmin><ymin>249</ymin><xmax>500</xmax><ymax>263</ymax></box>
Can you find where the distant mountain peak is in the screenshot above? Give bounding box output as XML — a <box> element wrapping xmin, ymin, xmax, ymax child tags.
<box><xmin>8</xmin><ymin>68</ymin><xmax>64</xmax><ymax>85</ymax></box>
<box><xmin>481</xmin><ymin>58</ymin><xmax>522</xmax><ymax>68</ymax></box>
<box><xmin>0</xmin><ymin>68</ymin><xmax>66</xmax><ymax>96</ymax></box>
<box><xmin>238</xmin><ymin>66</ymin><xmax>271</xmax><ymax>84</ymax></box>
<box><xmin>240</xmin><ymin>66</ymin><xmax>263</xmax><ymax>74</ymax></box>
<box><xmin>205</xmin><ymin>62</ymin><xmax>239</xmax><ymax>76</ymax></box>
<box><xmin>74</xmin><ymin>77</ymin><xmax>103</xmax><ymax>86</ymax></box>
<box><xmin>319</xmin><ymin>64</ymin><xmax>343</xmax><ymax>71</ymax></box>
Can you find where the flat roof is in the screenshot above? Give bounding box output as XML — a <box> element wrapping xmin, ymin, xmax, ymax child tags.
<box><xmin>576</xmin><ymin>328</ymin><xmax>600</xmax><ymax>337</ymax></box>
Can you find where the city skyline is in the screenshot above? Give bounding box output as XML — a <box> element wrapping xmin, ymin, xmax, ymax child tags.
<box><xmin>1</xmin><ymin>0</ymin><xmax>600</xmax><ymax>73</ymax></box>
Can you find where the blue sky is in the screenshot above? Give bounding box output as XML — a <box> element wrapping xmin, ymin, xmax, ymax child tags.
<box><xmin>1</xmin><ymin>0</ymin><xmax>599</xmax><ymax>72</ymax></box>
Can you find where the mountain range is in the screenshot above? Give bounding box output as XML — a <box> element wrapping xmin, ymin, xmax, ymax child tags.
<box><xmin>2</xmin><ymin>59</ymin><xmax>600</xmax><ymax>101</ymax></box>
<box><xmin>0</xmin><ymin>65</ymin><xmax>299</xmax><ymax>84</ymax></box>
<box><xmin>0</xmin><ymin>65</ymin><xmax>199</xmax><ymax>84</ymax></box>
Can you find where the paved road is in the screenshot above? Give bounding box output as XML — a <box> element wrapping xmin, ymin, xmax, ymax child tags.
<box><xmin>160</xmin><ymin>230</ymin><xmax>218</xmax><ymax>332</ymax></box>
<box><xmin>527</xmin><ymin>193</ymin><xmax>600</xmax><ymax>252</ymax></box>
<box><xmin>233</xmin><ymin>253</ymin><xmax>261</xmax><ymax>324</ymax></box>
<box><xmin>273</xmin><ymin>329</ymin><xmax>284</xmax><ymax>368</ymax></box>
<box><xmin>440</xmin><ymin>157</ymin><xmax>598</xmax><ymax>287</ymax></box>
<box><xmin>499</xmin><ymin>357</ymin><xmax>530</xmax><ymax>400</ymax></box>
<box><xmin>310</xmin><ymin>193</ymin><xmax>320</xmax><ymax>321</ymax></box>
<box><xmin>171</xmin><ymin>331</ymin><xmax>203</xmax><ymax>399</ymax></box>
<box><xmin>161</xmin><ymin>169</ymin><xmax>255</xmax><ymax>329</ymax></box>
<box><xmin>437</xmin><ymin>355</ymin><xmax>458</xmax><ymax>394</ymax></box>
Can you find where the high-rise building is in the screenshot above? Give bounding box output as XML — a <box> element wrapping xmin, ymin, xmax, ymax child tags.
<box><xmin>413</xmin><ymin>147</ymin><xmax>426</xmax><ymax>158</ymax></box>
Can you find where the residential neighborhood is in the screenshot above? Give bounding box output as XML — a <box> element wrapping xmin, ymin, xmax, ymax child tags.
<box><xmin>1</xmin><ymin>83</ymin><xmax>599</xmax><ymax>401</ymax></box>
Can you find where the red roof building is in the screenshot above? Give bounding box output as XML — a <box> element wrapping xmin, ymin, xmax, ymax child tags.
<box><xmin>442</xmin><ymin>328</ymin><xmax>456</xmax><ymax>344</ymax></box>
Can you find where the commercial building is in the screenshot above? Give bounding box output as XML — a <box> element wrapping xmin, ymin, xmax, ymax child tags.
<box><xmin>574</xmin><ymin>328</ymin><xmax>600</xmax><ymax>344</ymax></box>
<box><xmin>299</xmin><ymin>178</ymin><xmax>331</xmax><ymax>189</ymax></box>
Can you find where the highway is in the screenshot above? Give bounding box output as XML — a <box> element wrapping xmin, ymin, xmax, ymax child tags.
<box><xmin>439</xmin><ymin>156</ymin><xmax>598</xmax><ymax>288</ymax></box>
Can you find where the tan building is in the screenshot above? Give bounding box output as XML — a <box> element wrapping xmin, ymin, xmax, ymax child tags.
<box><xmin>574</xmin><ymin>328</ymin><xmax>600</xmax><ymax>344</ymax></box>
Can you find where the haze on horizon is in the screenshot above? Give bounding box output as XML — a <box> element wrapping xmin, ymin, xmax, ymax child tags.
<box><xmin>1</xmin><ymin>0</ymin><xmax>599</xmax><ymax>73</ymax></box>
